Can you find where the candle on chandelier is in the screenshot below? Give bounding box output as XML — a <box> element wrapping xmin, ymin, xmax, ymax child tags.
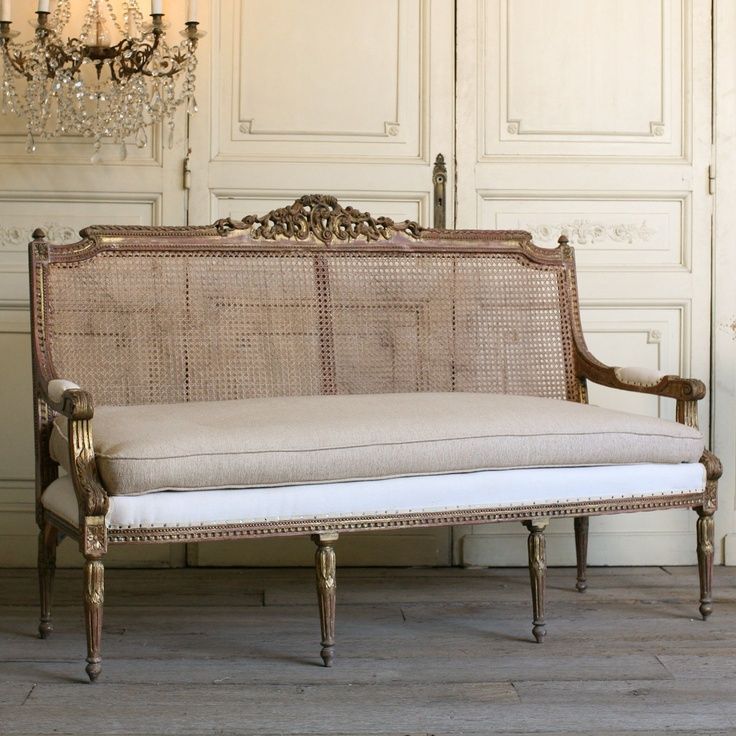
<box><xmin>151</xmin><ymin>0</ymin><xmax>163</xmax><ymax>14</ymax></box>
<box><xmin>0</xmin><ymin>0</ymin><xmax>10</xmax><ymax>23</ymax></box>
<box><xmin>187</xmin><ymin>0</ymin><xmax>197</xmax><ymax>23</ymax></box>
<box><xmin>37</xmin><ymin>0</ymin><xmax>49</xmax><ymax>12</ymax></box>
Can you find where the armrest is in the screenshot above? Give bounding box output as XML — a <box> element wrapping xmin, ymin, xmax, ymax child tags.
<box><xmin>44</xmin><ymin>379</ymin><xmax>94</xmax><ymax>420</ymax></box>
<box><xmin>38</xmin><ymin>377</ymin><xmax>108</xmax><ymax>546</ymax></box>
<box><xmin>576</xmin><ymin>351</ymin><xmax>705</xmax><ymax>402</ymax></box>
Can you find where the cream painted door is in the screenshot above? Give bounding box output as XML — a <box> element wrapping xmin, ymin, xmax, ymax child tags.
<box><xmin>186</xmin><ymin>0</ymin><xmax>456</xmax><ymax>566</ymax></box>
<box><xmin>0</xmin><ymin>2</ymin><xmax>189</xmax><ymax>567</ymax></box>
<box><xmin>454</xmin><ymin>0</ymin><xmax>715</xmax><ymax>566</ymax></box>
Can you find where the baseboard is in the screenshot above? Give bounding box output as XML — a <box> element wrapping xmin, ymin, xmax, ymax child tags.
<box><xmin>722</xmin><ymin>533</ymin><xmax>736</xmax><ymax>566</ymax></box>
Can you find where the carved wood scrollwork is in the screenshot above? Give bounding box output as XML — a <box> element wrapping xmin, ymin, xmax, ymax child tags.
<box><xmin>213</xmin><ymin>195</ymin><xmax>423</xmax><ymax>244</ymax></box>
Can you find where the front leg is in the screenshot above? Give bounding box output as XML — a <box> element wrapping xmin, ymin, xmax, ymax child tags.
<box><xmin>695</xmin><ymin>506</ymin><xmax>715</xmax><ymax>620</ymax></box>
<box><xmin>311</xmin><ymin>532</ymin><xmax>338</xmax><ymax>667</ymax></box>
<box><xmin>523</xmin><ymin>519</ymin><xmax>548</xmax><ymax>643</ymax></box>
<box><xmin>83</xmin><ymin>557</ymin><xmax>105</xmax><ymax>682</ymax></box>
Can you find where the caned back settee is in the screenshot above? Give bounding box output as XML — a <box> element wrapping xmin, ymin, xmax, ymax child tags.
<box><xmin>29</xmin><ymin>195</ymin><xmax>721</xmax><ymax>682</ymax></box>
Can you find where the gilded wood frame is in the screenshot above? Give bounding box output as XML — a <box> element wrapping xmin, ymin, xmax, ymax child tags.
<box><xmin>27</xmin><ymin>196</ymin><xmax>721</xmax><ymax>681</ymax></box>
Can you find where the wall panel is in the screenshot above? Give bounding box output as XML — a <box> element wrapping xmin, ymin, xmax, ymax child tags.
<box><xmin>213</xmin><ymin>0</ymin><xmax>428</xmax><ymax>163</ymax></box>
<box><xmin>481</xmin><ymin>193</ymin><xmax>690</xmax><ymax>271</ymax></box>
<box><xmin>479</xmin><ymin>0</ymin><xmax>686</xmax><ymax>159</ymax></box>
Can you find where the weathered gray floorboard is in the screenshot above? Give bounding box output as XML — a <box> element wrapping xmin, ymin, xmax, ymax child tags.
<box><xmin>0</xmin><ymin>653</ymin><xmax>673</xmax><ymax>685</ymax></box>
<box><xmin>3</xmin><ymin>701</ymin><xmax>736</xmax><ymax>735</ymax></box>
<box><xmin>511</xmin><ymin>677</ymin><xmax>736</xmax><ymax>704</ymax></box>
<box><xmin>1</xmin><ymin>566</ymin><xmax>736</xmax><ymax>735</ymax></box>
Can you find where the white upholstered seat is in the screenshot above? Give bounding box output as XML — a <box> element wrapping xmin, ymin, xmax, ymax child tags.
<box><xmin>42</xmin><ymin>463</ymin><xmax>705</xmax><ymax>531</ymax></box>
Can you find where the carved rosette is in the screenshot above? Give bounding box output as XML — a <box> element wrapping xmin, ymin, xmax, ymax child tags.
<box><xmin>214</xmin><ymin>195</ymin><xmax>422</xmax><ymax>245</ymax></box>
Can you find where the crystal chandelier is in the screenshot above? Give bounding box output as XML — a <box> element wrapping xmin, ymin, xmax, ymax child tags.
<box><xmin>0</xmin><ymin>1</ymin><xmax>202</xmax><ymax>160</ymax></box>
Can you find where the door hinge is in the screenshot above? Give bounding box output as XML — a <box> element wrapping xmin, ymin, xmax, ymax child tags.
<box><xmin>708</xmin><ymin>163</ymin><xmax>716</xmax><ymax>195</ymax></box>
<box><xmin>183</xmin><ymin>150</ymin><xmax>192</xmax><ymax>191</ymax></box>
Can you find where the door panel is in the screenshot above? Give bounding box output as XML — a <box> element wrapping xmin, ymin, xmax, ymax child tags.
<box><xmin>0</xmin><ymin>1</ymin><xmax>189</xmax><ymax>568</ymax></box>
<box><xmin>455</xmin><ymin>0</ymin><xmax>714</xmax><ymax>566</ymax></box>
<box><xmin>187</xmin><ymin>0</ymin><xmax>455</xmax><ymax>566</ymax></box>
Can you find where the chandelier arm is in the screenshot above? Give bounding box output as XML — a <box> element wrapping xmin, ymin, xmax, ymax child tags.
<box><xmin>45</xmin><ymin>39</ymin><xmax>86</xmax><ymax>79</ymax></box>
<box><xmin>1</xmin><ymin>45</ymin><xmax>34</xmax><ymax>82</ymax></box>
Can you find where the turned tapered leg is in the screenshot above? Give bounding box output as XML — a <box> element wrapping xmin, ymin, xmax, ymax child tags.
<box><xmin>523</xmin><ymin>519</ymin><xmax>548</xmax><ymax>643</ymax></box>
<box><xmin>38</xmin><ymin>522</ymin><xmax>58</xmax><ymax>639</ymax></box>
<box><xmin>574</xmin><ymin>516</ymin><xmax>589</xmax><ymax>593</ymax></box>
<box><xmin>84</xmin><ymin>558</ymin><xmax>104</xmax><ymax>682</ymax></box>
<box><xmin>311</xmin><ymin>532</ymin><xmax>338</xmax><ymax>667</ymax></box>
<box><xmin>696</xmin><ymin>506</ymin><xmax>715</xmax><ymax>621</ymax></box>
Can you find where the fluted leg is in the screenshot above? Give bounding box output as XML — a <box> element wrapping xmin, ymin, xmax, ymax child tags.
<box><xmin>523</xmin><ymin>519</ymin><xmax>548</xmax><ymax>643</ymax></box>
<box><xmin>696</xmin><ymin>506</ymin><xmax>715</xmax><ymax>621</ymax></box>
<box><xmin>83</xmin><ymin>558</ymin><xmax>104</xmax><ymax>682</ymax></box>
<box><xmin>574</xmin><ymin>516</ymin><xmax>589</xmax><ymax>593</ymax></box>
<box><xmin>311</xmin><ymin>532</ymin><xmax>338</xmax><ymax>667</ymax></box>
<box><xmin>37</xmin><ymin>522</ymin><xmax>58</xmax><ymax>639</ymax></box>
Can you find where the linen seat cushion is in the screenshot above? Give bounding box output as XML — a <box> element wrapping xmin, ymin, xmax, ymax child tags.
<box><xmin>48</xmin><ymin>392</ymin><xmax>705</xmax><ymax>497</ymax></box>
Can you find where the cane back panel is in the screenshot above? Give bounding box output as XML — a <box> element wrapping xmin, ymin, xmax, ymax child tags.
<box><xmin>29</xmin><ymin>198</ymin><xmax>583</xmax><ymax>408</ymax></box>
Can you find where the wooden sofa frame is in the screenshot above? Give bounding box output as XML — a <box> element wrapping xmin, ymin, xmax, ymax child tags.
<box><xmin>28</xmin><ymin>195</ymin><xmax>721</xmax><ymax>681</ymax></box>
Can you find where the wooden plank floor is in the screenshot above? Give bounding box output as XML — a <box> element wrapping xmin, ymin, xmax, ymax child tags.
<box><xmin>2</xmin><ymin>566</ymin><xmax>736</xmax><ymax>735</ymax></box>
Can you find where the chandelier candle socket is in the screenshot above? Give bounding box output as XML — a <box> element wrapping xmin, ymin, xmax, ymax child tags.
<box><xmin>0</xmin><ymin>0</ymin><xmax>202</xmax><ymax>160</ymax></box>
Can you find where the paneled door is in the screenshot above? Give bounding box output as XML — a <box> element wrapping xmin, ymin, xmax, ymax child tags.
<box><xmin>0</xmin><ymin>2</ymin><xmax>190</xmax><ymax>567</ymax></box>
<box><xmin>454</xmin><ymin>0</ymin><xmax>715</xmax><ymax>565</ymax></box>
<box><xmin>186</xmin><ymin>0</ymin><xmax>456</xmax><ymax>566</ymax></box>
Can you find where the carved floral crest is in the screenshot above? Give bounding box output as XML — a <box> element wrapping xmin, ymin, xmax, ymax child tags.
<box><xmin>214</xmin><ymin>195</ymin><xmax>422</xmax><ymax>245</ymax></box>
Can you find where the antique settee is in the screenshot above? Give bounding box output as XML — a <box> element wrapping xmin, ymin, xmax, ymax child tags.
<box><xmin>28</xmin><ymin>196</ymin><xmax>721</xmax><ymax>682</ymax></box>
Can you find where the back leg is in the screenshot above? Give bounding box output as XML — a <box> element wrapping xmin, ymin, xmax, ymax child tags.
<box><xmin>574</xmin><ymin>516</ymin><xmax>589</xmax><ymax>593</ymax></box>
<box><xmin>38</xmin><ymin>521</ymin><xmax>58</xmax><ymax>639</ymax></box>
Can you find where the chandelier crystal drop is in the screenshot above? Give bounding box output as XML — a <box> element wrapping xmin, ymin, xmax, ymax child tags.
<box><xmin>0</xmin><ymin>1</ymin><xmax>203</xmax><ymax>161</ymax></box>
